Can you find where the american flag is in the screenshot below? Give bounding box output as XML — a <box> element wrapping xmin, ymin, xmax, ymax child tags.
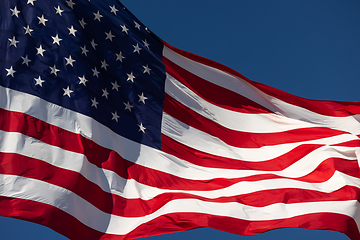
<box><xmin>1</xmin><ymin>0</ymin><xmax>360</xmax><ymax>239</ymax></box>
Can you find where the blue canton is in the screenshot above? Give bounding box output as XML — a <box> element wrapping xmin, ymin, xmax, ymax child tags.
<box><xmin>0</xmin><ymin>0</ymin><xmax>166</xmax><ymax>149</ymax></box>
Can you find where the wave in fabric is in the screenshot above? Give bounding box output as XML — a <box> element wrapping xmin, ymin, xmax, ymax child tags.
<box><xmin>0</xmin><ymin>0</ymin><xmax>360</xmax><ymax>239</ymax></box>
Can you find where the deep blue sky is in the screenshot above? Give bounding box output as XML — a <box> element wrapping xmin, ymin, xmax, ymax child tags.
<box><xmin>1</xmin><ymin>0</ymin><xmax>360</xmax><ymax>239</ymax></box>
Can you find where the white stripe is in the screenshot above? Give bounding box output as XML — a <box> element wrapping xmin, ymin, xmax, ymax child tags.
<box><xmin>163</xmin><ymin>46</ymin><xmax>279</xmax><ymax>112</ymax></box>
<box><xmin>162</xmin><ymin>111</ymin><xmax>359</xmax><ymax>161</ymax></box>
<box><xmin>112</xmin><ymin>170</ymin><xmax>360</xmax><ymax>201</ymax></box>
<box><xmin>1</xmin><ymin>130</ymin><xmax>359</xmax><ymax>201</ymax></box>
<box><xmin>178</xmin><ymin>171</ymin><xmax>360</xmax><ymax>199</ymax></box>
<box><xmin>1</xmin><ymin>132</ymin><xmax>359</xmax><ymax>202</ymax></box>
<box><xmin>1</xmin><ymin>84</ymin><xmax>358</xmax><ymax>165</ymax></box>
<box><xmin>1</xmin><ymin>86</ymin><xmax>359</xmax><ymax>182</ymax></box>
<box><xmin>0</xmin><ymin>86</ymin><xmax>94</xmax><ymax>139</ymax></box>
<box><xmin>163</xmin><ymin>46</ymin><xmax>360</xmax><ymax>135</ymax></box>
<box><xmin>165</xmin><ymin>73</ymin><xmax>317</xmax><ymax>133</ymax></box>
<box><xmin>1</xmin><ymin>129</ymin><xmax>358</xmax><ymax>198</ymax></box>
<box><xmin>0</xmin><ymin>129</ymin><xmax>112</xmax><ymax>194</ymax></box>
<box><xmin>0</xmin><ymin>130</ymin><xmax>164</xmax><ymax>201</ymax></box>
<box><xmin>129</xmin><ymin>139</ymin><xmax>357</xmax><ymax>180</ymax></box>
<box><xmin>1</xmin><ymin>86</ymin><xmax>359</xmax><ymax>184</ymax></box>
<box><xmin>1</xmin><ymin>174</ymin><xmax>359</xmax><ymax>235</ymax></box>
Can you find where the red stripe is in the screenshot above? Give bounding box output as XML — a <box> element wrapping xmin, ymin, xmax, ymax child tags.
<box><xmin>163</xmin><ymin>94</ymin><xmax>347</xmax><ymax>148</ymax></box>
<box><xmin>2</xmin><ymin>196</ymin><xmax>359</xmax><ymax>240</ymax></box>
<box><xmin>0</xmin><ymin>197</ymin><xmax>108</xmax><ymax>240</ymax></box>
<box><xmin>0</xmin><ymin>109</ymin><xmax>88</xmax><ymax>159</ymax></box>
<box><xmin>250</xmin><ymin>80</ymin><xmax>360</xmax><ymax>117</ymax></box>
<box><xmin>162</xmin><ymin>134</ymin><xmax>324</xmax><ymax>171</ymax></box>
<box><xmin>1</xmin><ymin>108</ymin><xmax>358</xmax><ymax>192</ymax></box>
<box><xmin>163</xmin><ymin>56</ymin><xmax>273</xmax><ymax>114</ymax></box>
<box><xmin>2</xmin><ymin>152</ymin><xmax>360</xmax><ymax>218</ymax></box>
<box><xmin>128</xmin><ymin>210</ymin><xmax>360</xmax><ymax>240</ymax></box>
<box><xmin>0</xmin><ymin>153</ymin><xmax>355</xmax><ymax>216</ymax></box>
<box><xmin>107</xmin><ymin>156</ymin><xmax>360</xmax><ymax>190</ymax></box>
<box><xmin>331</xmin><ymin>140</ymin><xmax>360</xmax><ymax>147</ymax></box>
<box><xmin>0</xmin><ymin>152</ymin><xmax>117</xmax><ymax>215</ymax></box>
<box><xmin>164</xmin><ymin>42</ymin><xmax>360</xmax><ymax>117</ymax></box>
<box><xmin>296</xmin><ymin>157</ymin><xmax>360</xmax><ymax>181</ymax></box>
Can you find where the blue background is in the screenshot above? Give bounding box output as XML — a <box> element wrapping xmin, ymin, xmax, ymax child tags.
<box><xmin>0</xmin><ymin>0</ymin><xmax>359</xmax><ymax>239</ymax></box>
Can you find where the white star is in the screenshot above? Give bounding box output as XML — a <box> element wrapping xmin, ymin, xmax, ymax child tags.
<box><xmin>105</xmin><ymin>31</ymin><xmax>115</xmax><ymax>41</ymax></box>
<box><xmin>115</xmin><ymin>52</ymin><xmax>125</xmax><ymax>62</ymax></box>
<box><xmin>120</xmin><ymin>25</ymin><xmax>129</xmax><ymax>34</ymax></box>
<box><xmin>91</xmin><ymin>98</ymin><xmax>99</xmax><ymax>108</ymax></box>
<box><xmin>138</xmin><ymin>92</ymin><xmax>148</xmax><ymax>104</ymax></box>
<box><xmin>36</xmin><ymin>45</ymin><xmax>46</xmax><ymax>56</ymax></box>
<box><xmin>111</xmin><ymin>81</ymin><xmax>120</xmax><ymax>91</ymax></box>
<box><xmin>63</xmin><ymin>86</ymin><xmax>73</xmax><ymax>97</ymax></box>
<box><xmin>134</xmin><ymin>21</ymin><xmax>141</xmax><ymax>30</ymax></box>
<box><xmin>110</xmin><ymin>5</ymin><xmax>118</xmax><ymax>15</ymax></box>
<box><xmin>27</xmin><ymin>0</ymin><xmax>36</xmax><ymax>5</ymax></box>
<box><xmin>143</xmin><ymin>65</ymin><xmax>151</xmax><ymax>75</ymax></box>
<box><xmin>34</xmin><ymin>76</ymin><xmax>45</xmax><ymax>87</ymax></box>
<box><xmin>51</xmin><ymin>34</ymin><xmax>62</xmax><ymax>45</ymax></box>
<box><xmin>66</xmin><ymin>0</ymin><xmax>75</xmax><ymax>9</ymax></box>
<box><xmin>5</xmin><ymin>66</ymin><xmax>16</xmax><ymax>77</ymax></box>
<box><xmin>10</xmin><ymin>7</ymin><xmax>20</xmax><ymax>18</ymax></box>
<box><xmin>133</xmin><ymin>43</ymin><xmax>142</xmax><ymax>54</ymax></box>
<box><xmin>90</xmin><ymin>39</ymin><xmax>97</xmax><ymax>49</ymax></box>
<box><xmin>8</xmin><ymin>36</ymin><xmax>19</xmax><ymax>48</ymax></box>
<box><xmin>124</xmin><ymin>101</ymin><xmax>133</xmax><ymax>111</ymax></box>
<box><xmin>78</xmin><ymin>75</ymin><xmax>88</xmax><ymax>85</ymax></box>
<box><xmin>143</xmin><ymin>39</ymin><xmax>150</xmax><ymax>49</ymax></box>
<box><xmin>138</xmin><ymin>123</ymin><xmax>146</xmax><ymax>133</ymax></box>
<box><xmin>93</xmin><ymin>11</ymin><xmax>103</xmax><ymax>21</ymax></box>
<box><xmin>127</xmin><ymin>72</ymin><xmax>135</xmax><ymax>82</ymax></box>
<box><xmin>21</xmin><ymin>55</ymin><xmax>31</xmax><ymax>66</ymax></box>
<box><xmin>65</xmin><ymin>55</ymin><xmax>75</xmax><ymax>67</ymax></box>
<box><xmin>101</xmin><ymin>60</ymin><xmax>109</xmax><ymax>70</ymax></box>
<box><xmin>79</xmin><ymin>18</ymin><xmax>87</xmax><ymax>29</ymax></box>
<box><xmin>92</xmin><ymin>67</ymin><xmax>100</xmax><ymax>77</ymax></box>
<box><xmin>49</xmin><ymin>65</ymin><xmax>60</xmax><ymax>76</ymax></box>
<box><xmin>68</xmin><ymin>26</ymin><xmax>77</xmax><ymax>36</ymax></box>
<box><xmin>37</xmin><ymin>15</ymin><xmax>48</xmax><ymax>26</ymax></box>
<box><xmin>111</xmin><ymin>111</ymin><xmax>120</xmax><ymax>122</ymax></box>
<box><xmin>23</xmin><ymin>25</ymin><xmax>33</xmax><ymax>35</ymax></box>
<box><xmin>55</xmin><ymin>6</ymin><xmax>64</xmax><ymax>16</ymax></box>
<box><xmin>80</xmin><ymin>45</ymin><xmax>89</xmax><ymax>56</ymax></box>
<box><xmin>102</xmin><ymin>88</ymin><xmax>109</xmax><ymax>99</ymax></box>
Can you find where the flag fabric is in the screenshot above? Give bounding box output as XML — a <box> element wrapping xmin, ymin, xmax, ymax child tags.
<box><xmin>0</xmin><ymin>0</ymin><xmax>360</xmax><ymax>239</ymax></box>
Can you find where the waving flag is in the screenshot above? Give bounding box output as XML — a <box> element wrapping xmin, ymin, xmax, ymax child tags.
<box><xmin>0</xmin><ymin>0</ymin><xmax>360</xmax><ymax>239</ymax></box>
